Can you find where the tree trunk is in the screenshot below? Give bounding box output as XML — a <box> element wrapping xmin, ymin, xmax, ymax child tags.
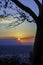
<box><xmin>32</xmin><ymin>3</ymin><xmax>43</xmax><ymax>65</ymax></box>
<box><xmin>32</xmin><ymin>17</ymin><xmax>43</xmax><ymax>65</ymax></box>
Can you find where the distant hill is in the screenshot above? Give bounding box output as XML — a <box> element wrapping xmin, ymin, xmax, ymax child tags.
<box><xmin>0</xmin><ymin>38</ymin><xmax>21</xmax><ymax>45</ymax></box>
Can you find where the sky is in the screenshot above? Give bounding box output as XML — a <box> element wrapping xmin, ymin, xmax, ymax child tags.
<box><xmin>0</xmin><ymin>0</ymin><xmax>41</xmax><ymax>44</ymax></box>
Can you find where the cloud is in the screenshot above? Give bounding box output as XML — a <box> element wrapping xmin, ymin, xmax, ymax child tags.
<box><xmin>0</xmin><ymin>13</ymin><xmax>25</xmax><ymax>30</ymax></box>
<box><xmin>0</xmin><ymin>15</ymin><xmax>18</xmax><ymax>30</ymax></box>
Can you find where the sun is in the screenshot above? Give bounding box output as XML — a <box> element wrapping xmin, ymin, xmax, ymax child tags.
<box><xmin>18</xmin><ymin>38</ymin><xmax>20</xmax><ymax>41</ymax></box>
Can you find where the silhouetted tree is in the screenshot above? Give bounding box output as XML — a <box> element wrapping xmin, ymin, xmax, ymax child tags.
<box><xmin>11</xmin><ymin>0</ymin><xmax>43</xmax><ymax>65</ymax></box>
<box><xmin>0</xmin><ymin>0</ymin><xmax>32</xmax><ymax>28</ymax></box>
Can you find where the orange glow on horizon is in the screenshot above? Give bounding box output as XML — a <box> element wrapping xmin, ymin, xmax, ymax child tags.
<box><xmin>17</xmin><ymin>36</ymin><xmax>35</xmax><ymax>43</ymax></box>
<box><xmin>0</xmin><ymin>36</ymin><xmax>35</xmax><ymax>44</ymax></box>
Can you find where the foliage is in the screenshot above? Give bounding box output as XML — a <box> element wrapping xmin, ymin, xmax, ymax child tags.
<box><xmin>0</xmin><ymin>0</ymin><xmax>34</xmax><ymax>28</ymax></box>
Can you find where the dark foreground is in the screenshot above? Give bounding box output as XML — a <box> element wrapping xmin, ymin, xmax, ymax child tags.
<box><xmin>0</xmin><ymin>56</ymin><xmax>30</xmax><ymax>65</ymax></box>
<box><xmin>0</xmin><ymin>45</ymin><xmax>33</xmax><ymax>65</ymax></box>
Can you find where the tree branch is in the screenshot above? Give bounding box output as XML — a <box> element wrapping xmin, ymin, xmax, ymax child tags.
<box><xmin>12</xmin><ymin>0</ymin><xmax>38</xmax><ymax>23</ymax></box>
<box><xmin>7</xmin><ymin>19</ymin><xmax>24</xmax><ymax>28</ymax></box>
<box><xmin>34</xmin><ymin>0</ymin><xmax>41</xmax><ymax>11</ymax></box>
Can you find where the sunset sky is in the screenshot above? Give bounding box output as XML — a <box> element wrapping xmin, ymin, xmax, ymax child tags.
<box><xmin>0</xmin><ymin>0</ymin><xmax>41</xmax><ymax>44</ymax></box>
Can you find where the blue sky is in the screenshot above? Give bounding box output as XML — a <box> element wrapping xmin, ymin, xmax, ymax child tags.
<box><xmin>19</xmin><ymin>0</ymin><xmax>39</xmax><ymax>16</ymax></box>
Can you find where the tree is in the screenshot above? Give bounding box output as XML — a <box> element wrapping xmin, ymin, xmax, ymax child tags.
<box><xmin>11</xmin><ymin>0</ymin><xmax>43</xmax><ymax>65</ymax></box>
<box><xmin>0</xmin><ymin>0</ymin><xmax>33</xmax><ymax>28</ymax></box>
<box><xmin>0</xmin><ymin>0</ymin><xmax>43</xmax><ymax>65</ymax></box>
